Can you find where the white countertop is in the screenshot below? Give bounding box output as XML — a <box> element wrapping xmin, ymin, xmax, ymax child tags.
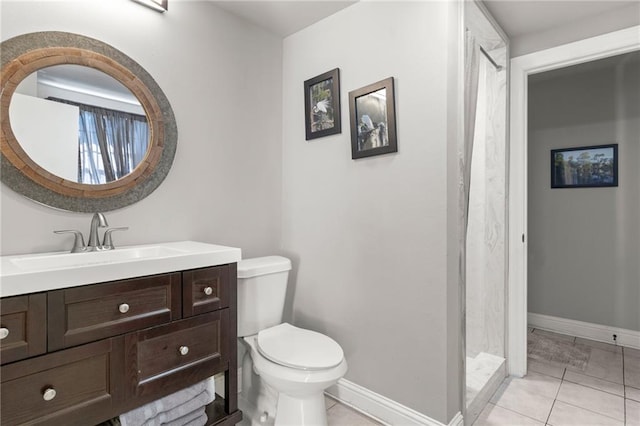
<box><xmin>0</xmin><ymin>241</ymin><xmax>242</xmax><ymax>298</ymax></box>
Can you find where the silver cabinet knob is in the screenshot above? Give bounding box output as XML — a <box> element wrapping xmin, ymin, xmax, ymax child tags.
<box><xmin>0</xmin><ymin>327</ymin><xmax>9</xmax><ymax>340</ymax></box>
<box><xmin>178</xmin><ymin>345</ymin><xmax>189</xmax><ymax>356</ymax></box>
<box><xmin>118</xmin><ymin>303</ymin><xmax>130</xmax><ymax>314</ymax></box>
<box><xmin>43</xmin><ymin>387</ymin><xmax>57</xmax><ymax>401</ymax></box>
<box><xmin>203</xmin><ymin>286</ymin><xmax>213</xmax><ymax>296</ymax></box>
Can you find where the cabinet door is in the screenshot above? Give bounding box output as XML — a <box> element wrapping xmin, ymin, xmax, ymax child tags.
<box><xmin>1</xmin><ymin>337</ymin><xmax>124</xmax><ymax>426</ymax></box>
<box><xmin>0</xmin><ymin>293</ymin><xmax>46</xmax><ymax>365</ymax></box>
<box><xmin>182</xmin><ymin>265</ymin><xmax>230</xmax><ymax>317</ymax></box>
<box><xmin>124</xmin><ymin>310</ymin><xmax>229</xmax><ymax>407</ymax></box>
<box><xmin>48</xmin><ymin>272</ymin><xmax>181</xmax><ymax>351</ymax></box>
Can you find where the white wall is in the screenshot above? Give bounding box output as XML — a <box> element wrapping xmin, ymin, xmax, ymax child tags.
<box><xmin>510</xmin><ymin>3</ymin><xmax>640</xmax><ymax>57</ymax></box>
<box><xmin>282</xmin><ymin>2</ymin><xmax>461</xmax><ymax>423</ymax></box>
<box><xmin>0</xmin><ymin>0</ymin><xmax>283</xmax><ymax>258</ymax></box>
<box><xmin>10</xmin><ymin>93</ymin><xmax>79</xmax><ymax>182</ymax></box>
<box><xmin>528</xmin><ymin>53</ymin><xmax>640</xmax><ymax>332</ymax></box>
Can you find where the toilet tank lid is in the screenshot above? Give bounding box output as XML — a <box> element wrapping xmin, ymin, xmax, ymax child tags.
<box><xmin>237</xmin><ymin>256</ymin><xmax>292</xmax><ymax>278</ymax></box>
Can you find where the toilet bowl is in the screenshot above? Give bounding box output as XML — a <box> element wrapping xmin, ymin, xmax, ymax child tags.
<box><xmin>243</xmin><ymin>325</ymin><xmax>347</xmax><ymax>425</ymax></box>
<box><xmin>236</xmin><ymin>257</ymin><xmax>347</xmax><ymax>426</ymax></box>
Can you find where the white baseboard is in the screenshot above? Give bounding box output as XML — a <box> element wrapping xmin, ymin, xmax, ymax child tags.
<box><xmin>237</xmin><ymin>366</ymin><xmax>463</xmax><ymax>426</ymax></box>
<box><xmin>528</xmin><ymin>313</ymin><xmax>640</xmax><ymax>350</ymax></box>
<box><xmin>326</xmin><ymin>378</ymin><xmax>463</xmax><ymax>426</ymax></box>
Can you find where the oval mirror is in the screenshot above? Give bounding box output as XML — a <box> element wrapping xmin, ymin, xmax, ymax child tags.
<box><xmin>0</xmin><ymin>32</ymin><xmax>177</xmax><ymax>212</ymax></box>
<box><xmin>10</xmin><ymin>64</ymin><xmax>151</xmax><ymax>185</ymax></box>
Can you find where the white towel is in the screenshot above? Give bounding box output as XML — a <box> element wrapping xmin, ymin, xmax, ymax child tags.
<box><xmin>161</xmin><ymin>406</ymin><xmax>206</xmax><ymax>426</ymax></box>
<box><xmin>120</xmin><ymin>377</ymin><xmax>215</xmax><ymax>426</ymax></box>
<box><xmin>181</xmin><ymin>412</ymin><xmax>207</xmax><ymax>426</ymax></box>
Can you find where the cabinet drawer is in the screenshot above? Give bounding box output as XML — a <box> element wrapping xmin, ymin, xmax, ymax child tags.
<box><xmin>48</xmin><ymin>273</ymin><xmax>181</xmax><ymax>351</ymax></box>
<box><xmin>182</xmin><ymin>265</ymin><xmax>231</xmax><ymax>317</ymax></box>
<box><xmin>125</xmin><ymin>310</ymin><xmax>228</xmax><ymax>402</ymax></box>
<box><xmin>0</xmin><ymin>294</ymin><xmax>46</xmax><ymax>365</ymax></box>
<box><xmin>1</xmin><ymin>338</ymin><xmax>123</xmax><ymax>426</ymax></box>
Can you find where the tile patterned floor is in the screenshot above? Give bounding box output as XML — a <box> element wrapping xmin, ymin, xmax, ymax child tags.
<box><xmin>325</xmin><ymin>396</ymin><xmax>384</xmax><ymax>426</ymax></box>
<box><xmin>474</xmin><ymin>329</ymin><xmax>640</xmax><ymax>426</ymax></box>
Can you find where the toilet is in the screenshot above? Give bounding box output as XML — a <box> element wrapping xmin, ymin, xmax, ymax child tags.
<box><xmin>237</xmin><ymin>256</ymin><xmax>347</xmax><ymax>426</ymax></box>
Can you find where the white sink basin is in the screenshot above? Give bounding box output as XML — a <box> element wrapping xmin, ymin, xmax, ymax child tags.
<box><xmin>10</xmin><ymin>245</ymin><xmax>186</xmax><ymax>271</ymax></box>
<box><xmin>1</xmin><ymin>241</ymin><xmax>241</xmax><ymax>298</ymax></box>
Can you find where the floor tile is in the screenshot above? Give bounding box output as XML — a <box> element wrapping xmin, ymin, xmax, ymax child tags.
<box><xmin>489</xmin><ymin>378</ymin><xmax>555</xmax><ymax>422</ymax></box>
<box><xmin>624</xmin><ymin>347</ymin><xmax>640</xmax><ymax>359</ymax></box>
<box><xmin>563</xmin><ymin>370</ymin><xmax>624</xmax><ymax>396</ymax></box>
<box><xmin>528</xmin><ymin>357</ymin><xmax>565</xmax><ymax>379</ymax></box>
<box><xmin>625</xmin><ymin>351</ymin><xmax>640</xmax><ymax>389</ymax></box>
<box><xmin>567</xmin><ymin>347</ymin><xmax>624</xmax><ymax>384</ymax></box>
<box><xmin>473</xmin><ymin>403</ymin><xmax>544</xmax><ymax>426</ymax></box>
<box><xmin>326</xmin><ymin>403</ymin><xmax>383</xmax><ymax>426</ymax></box>
<box><xmin>324</xmin><ymin>395</ymin><xmax>338</xmax><ymax>410</ymax></box>
<box><xmin>627</xmin><ymin>398</ymin><xmax>640</xmax><ymax>426</ymax></box>
<box><xmin>627</xmin><ymin>386</ymin><xmax>640</xmax><ymax>402</ymax></box>
<box><xmin>556</xmin><ymin>381</ymin><xmax>624</xmax><ymax>421</ymax></box>
<box><xmin>547</xmin><ymin>400</ymin><xmax>624</xmax><ymax>426</ymax></box>
<box><xmin>531</xmin><ymin>329</ymin><xmax>575</xmax><ymax>342</ymax></box>
<box><xmin>575</xmin><ymin>337</ymin><xmax>622</xmax><ymax>354</ymax></box>
<box><xmin>509</xmin><ymin>371</ymin><xmax>562</xmax><ymax>398</ymax></box>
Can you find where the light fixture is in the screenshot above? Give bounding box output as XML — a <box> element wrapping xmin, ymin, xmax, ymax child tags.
<box><xmin>131</xmin><ymin>0</ymin><xmax>167</xmax><ymax>13</ymax></box>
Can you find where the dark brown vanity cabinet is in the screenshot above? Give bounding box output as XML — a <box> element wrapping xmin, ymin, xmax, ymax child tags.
<box><xmin>0</xmin><ymin>294</ymin><xmax>47</xmax><ymax>364</ymax></box>
<box><xmin>1</xmin><ymin>338</ymin><xmax>124</xmax><ymax>426</ymax></box>
<box><xmin>0</xmin><ymin>264</ymin><xmax>241</xmax><ymax>426</ymax></box>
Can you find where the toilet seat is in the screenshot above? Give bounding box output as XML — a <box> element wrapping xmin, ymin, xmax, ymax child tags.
<box><xmin>257</xmin><ymin>323</ymin><xmax>344</xmax><ymax>371</ymax></box>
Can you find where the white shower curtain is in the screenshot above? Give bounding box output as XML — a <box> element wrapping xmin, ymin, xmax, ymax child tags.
<box><xmin>463</xmin><ymin>31</ymin><xmax>480</xmax><ymax>236</ymax></box>
<box><xmin>460</xmin><ymin>30</ymin><xmax>480</xmax><ymax>331</ymax></box>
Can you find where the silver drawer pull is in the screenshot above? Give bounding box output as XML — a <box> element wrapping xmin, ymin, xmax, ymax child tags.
<box><xmin>43</xmin><ymin>387</ymin><xmax>57</xmax><ymax>401</ymax></box>
<box><xmin>178</xmin><ymin>345</ymin><xmax>189</xmax><ymax>356</ymax></box>
<box><xmin>0</xmin><ymin>327</ymin><xmax>9</xmax><ymax>340</ymax></box>
<box><xmin>203</xmin><ymin>286</ymin><xmax>213</xmax><ymax>296</ymax></box>
<box><xmin>118</xmin><ymin>303</ymin><xmax>130</xmax><ymax>314</ymax></box>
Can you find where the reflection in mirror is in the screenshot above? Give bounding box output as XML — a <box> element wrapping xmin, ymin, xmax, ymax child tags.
<box><xmin>10</xmin><ymin>65</ymin><xmax>150</xmax><ymax>185</ymax></box>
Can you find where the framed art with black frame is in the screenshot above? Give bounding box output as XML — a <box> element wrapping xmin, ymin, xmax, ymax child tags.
<box><xmin>349</xmin><ymin>77</ymin><xmax>397</xmax><ymax>159</ymax></box>
<box><xmin>551</xmin><ymin>144</ymin><xmax>618</xmax><ymax>188</ymax></box>
<box><xmin>304</xmin><ymin>68</ymin><xmax>341</xmax><ymax>140</ymax></box>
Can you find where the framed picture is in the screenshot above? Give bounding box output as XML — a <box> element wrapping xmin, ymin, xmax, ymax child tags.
<box><xmin>349</xmin><ymin>77</ymin><xmax>397</xmax><ymax>159</ymax></box>
<box><xmin>304</xmin><ymin>68</ymin><xmax>341</xmax><ymax>140</ymax></box>
<box><xmin>551</xmin><ymin>144</ymin><xmax>618</xmax><ymax>188</ymax></box>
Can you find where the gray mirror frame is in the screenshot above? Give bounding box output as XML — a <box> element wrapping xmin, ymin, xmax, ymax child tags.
<box><xmin>0</xmin><ymin>31</ymin><xmax>177</xmax><ymax>212</ymax></box>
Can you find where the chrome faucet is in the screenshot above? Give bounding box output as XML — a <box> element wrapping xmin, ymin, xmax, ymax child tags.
<box><xmin>54</xmin><ymin>213</ymin><xmax>128</xmax><ymax>253</ymax></box>
<box><xmin>87</xmin><ymin>212</ymin><xmax>108</xmax><ymax>251</ymax></box>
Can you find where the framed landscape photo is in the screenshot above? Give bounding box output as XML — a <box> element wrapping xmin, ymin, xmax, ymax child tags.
<box><xmin>349</xmin><ymin>77</ymin><xmax>397</xmax><ymax>159</ymax></box>
<box><xmin>304</xmin><ymin>68</ymin><xmax>341</xmax><ymax>140</ymax></box>
<box><xmin>551</xmin><ymin>144</ymin><xmax>618</xmax><ymax>188</ymax></box>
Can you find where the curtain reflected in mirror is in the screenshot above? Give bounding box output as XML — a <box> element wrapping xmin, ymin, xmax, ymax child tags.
<box><xmin>50</xmin><ymin>98</ymin><xmax>149</xmax><ymax>184</ymax></box>
<box><xmin>9</xmin><ymin>64</ymin><xmax>151</xmax><ymax>185</ymax></box>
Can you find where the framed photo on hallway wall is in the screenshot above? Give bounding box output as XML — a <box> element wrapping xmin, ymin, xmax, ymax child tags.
<box><xmin>349</xmin><ymin>77</ymin><xmax>397</xmax><ymax>159</ymax></box>
<box><xmin>551</xmin><ymin>144</ymin><xmax>618</xmax><ymax>188</ymax></box>
<box><xmin>304</xmin><ymin>68</ymin><xmax>341</xmax><ymax>140</ymax></box>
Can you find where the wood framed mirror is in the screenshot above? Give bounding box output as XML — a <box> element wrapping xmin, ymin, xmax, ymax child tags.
<box><xmin>1</xmin><ymin>31</ymin><xmax>177</xmax><ymax>212</ymax></box>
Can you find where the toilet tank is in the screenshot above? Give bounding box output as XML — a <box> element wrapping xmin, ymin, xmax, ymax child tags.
<box><xmin>237</xmin><ymin>256</ymin><xmax>292</xmax><ymax>337</ymax></box>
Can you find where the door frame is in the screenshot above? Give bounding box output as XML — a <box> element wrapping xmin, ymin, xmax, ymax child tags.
<box><xmin>507</xmin><ymin>25</ymin><xmax>640</xmax><ymax>377</ymax></box>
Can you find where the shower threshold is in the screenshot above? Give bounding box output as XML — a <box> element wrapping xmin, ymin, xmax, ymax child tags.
<box><xmin>465</xmin><ymin>352</ymin><xmax>506</xmax><ymax>425</ymax></box>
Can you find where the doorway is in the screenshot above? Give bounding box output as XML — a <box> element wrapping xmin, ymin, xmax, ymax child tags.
<box><xmin>507</xmin><ymin>26</ymin><xmax>640</xmax><ymax>377</ymax></box>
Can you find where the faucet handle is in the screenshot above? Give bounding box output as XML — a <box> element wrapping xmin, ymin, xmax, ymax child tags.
<box><xmin>54</xmin><ymin>230</ymin><xmax>86</xmax><ymax>253</ymax></box>
<box><xmin>102</xmin><ymin>227</ymin><xmax>129</xmax><ymax>250</ymax></box>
